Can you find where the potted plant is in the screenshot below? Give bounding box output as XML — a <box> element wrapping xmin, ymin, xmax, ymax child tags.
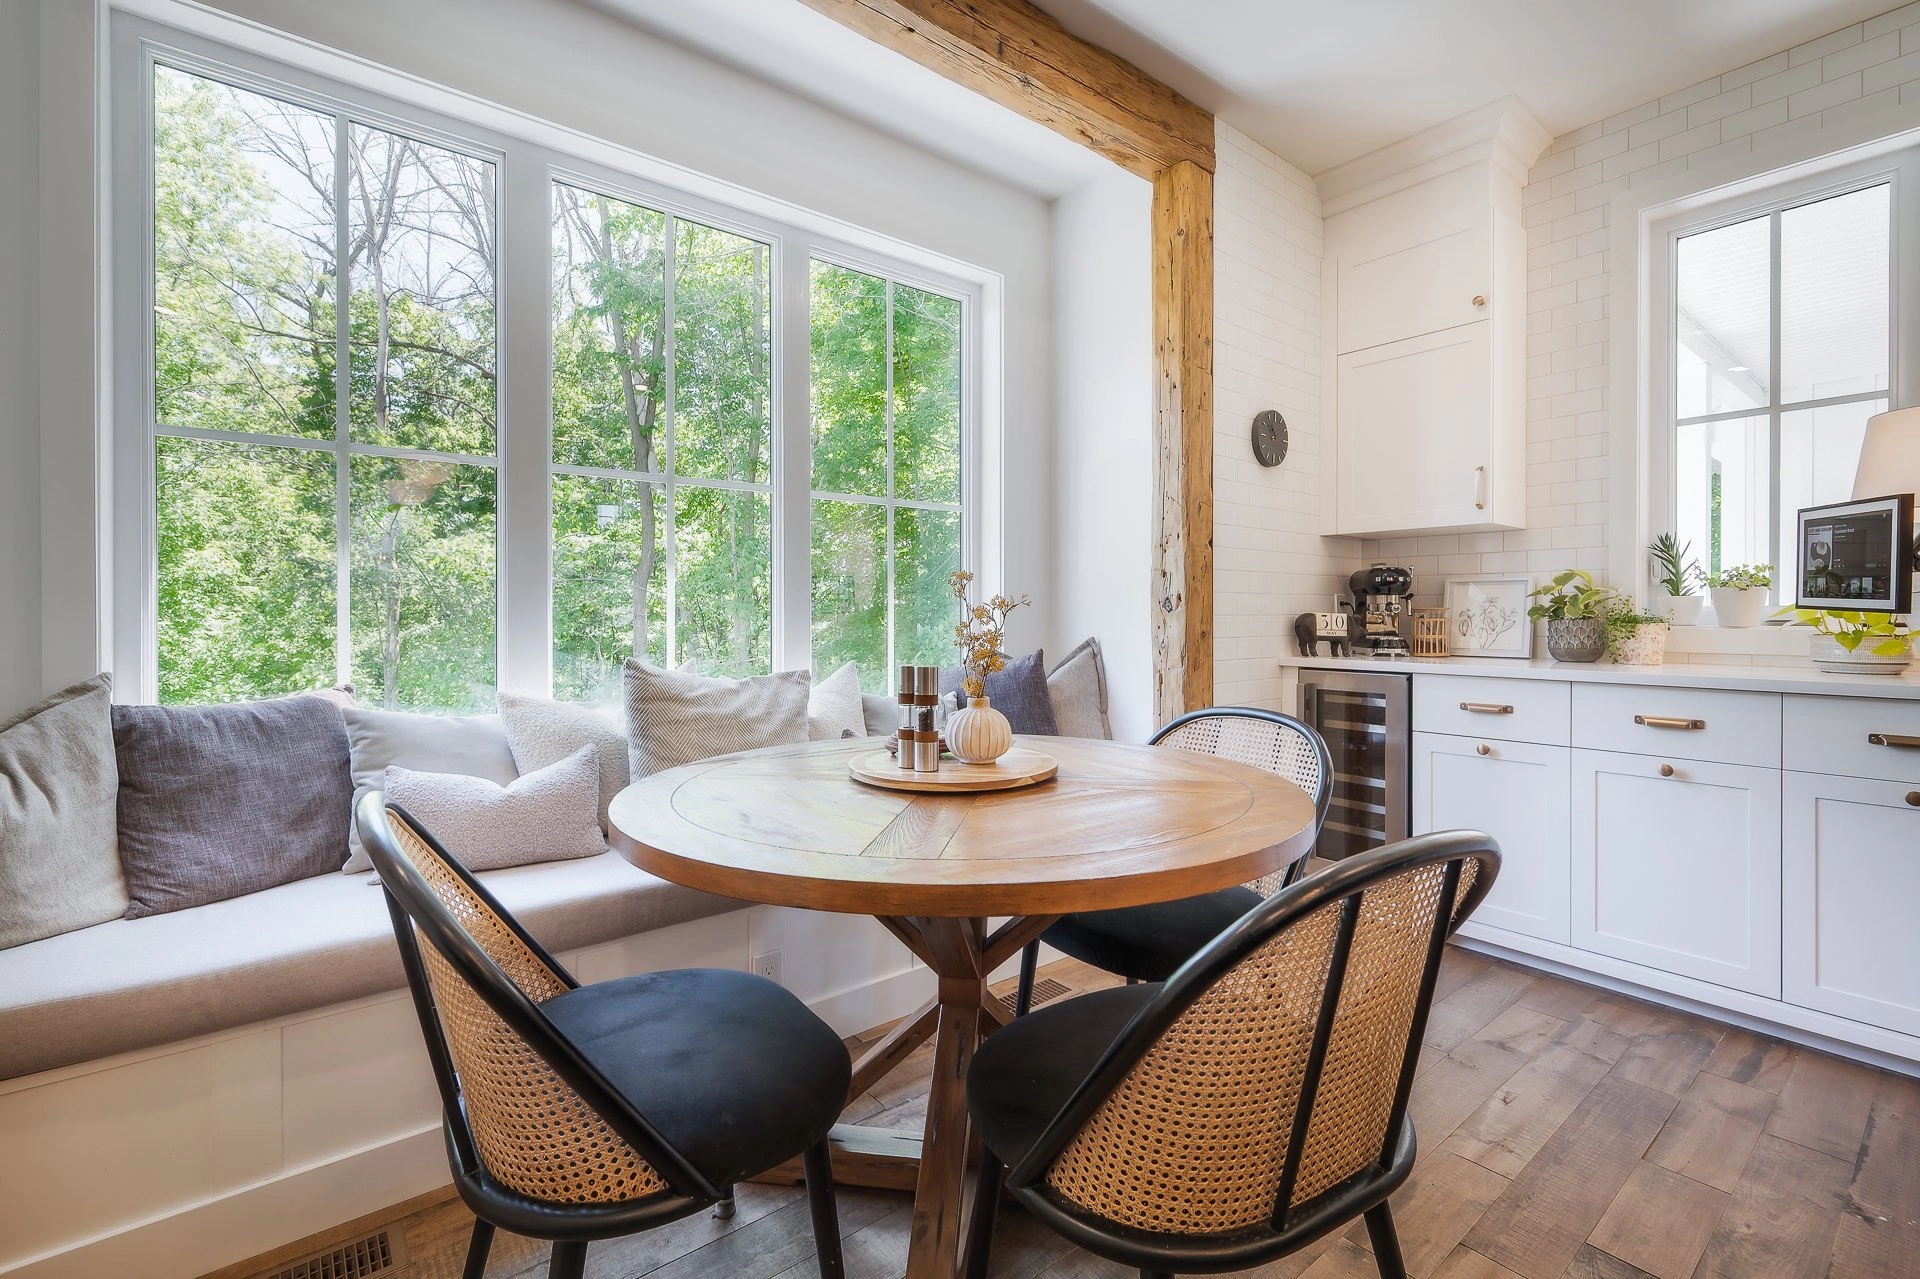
<box><xmin>1527</xmin><ymin>569</ymin><xmax>1619</xmax><ymax>663</ymax></box>
<box><xmin>1779</xmin><ymin>607</ymin><xmax>1912</xmax><ymax>675</ymax></box>
<box><xmin>1649</xmin><ymin>532</ymin><xmax>1706</xmax><ymax>625</ymax></box>
<box><xmin>1605</xmin><ymin>598</ymin><xmax>1671</xmax><ymax>666</ymax></box>
<box><xmin>944</xmin><ymin>570</ymin><xmax>1028</xmax><ymax>763</ymax></box>
<box><xmin>1708</xmin><ymin>563</ymin><xmax>1774</xmax><ymax>628</ymax></box>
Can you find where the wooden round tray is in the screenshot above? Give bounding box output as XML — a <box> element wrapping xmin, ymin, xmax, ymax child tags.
<box><xmin>848</xmin><ymin>745</ymin><xmax>1059</xmax><ymax>794</ymax></box>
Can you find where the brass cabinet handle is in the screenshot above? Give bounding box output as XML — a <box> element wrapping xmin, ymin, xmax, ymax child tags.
<box><xmin>1659</xmin><ymin>763</ymin><xmax>1676</xmax><ymax>777</ymax></box>
<box><xmin>1460</xmin><ymin>702</ymin><xmax>1514</xmax><ymax>715</ymax></box>
<box><xmin>1635</xmin><ymin>714</ymin><xmax>1706</xmax><ymax>730</ymax></box>
<box><xmin>1472</xmin><ymin>294</ymin><xmax>1487</xmax><ymax>307</ymax></box>
<box><xmin>1906</xmin><ymin>791</ymin><xmax>1920</xmax><ymax>807</ymax></box>
<box><xmin>1473</xmin><ymin>465</ymin><xmax>1487</xmax><ymax>511</ymax></box>
<box><xmin>1868</xmin><ymin>732</ymin><xmax>1920</xmax><ymax>749</ymax></box>
<box><xmin>1476</xmin><ymin>743</ymin><xmax>1492</xmax><ymax>756</ymax></box>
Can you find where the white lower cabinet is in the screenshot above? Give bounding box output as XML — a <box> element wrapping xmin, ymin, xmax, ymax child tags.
<box><xmin>1571</xmin><ymin>749</ymin><xmax>1782</xmax><ymax>998</ymax></box>
<box><xmin>1412</xmin><ymin>731</ymin><xmax>1569</xmax><ymax>942</ymax></box>
<box><xmin>1784</xmin><ymin>771</ymin><xmax>1920</xmax><ymax>1036</ymax></box>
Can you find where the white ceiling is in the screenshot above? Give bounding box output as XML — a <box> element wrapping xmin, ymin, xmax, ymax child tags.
<box><xmin>1031</xmin><ymin>0</ymin><xmax>1900</xmax><ymax>174</ymax></box>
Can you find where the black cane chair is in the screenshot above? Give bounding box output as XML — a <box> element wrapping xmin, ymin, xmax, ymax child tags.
<box><xmin>1016</xmin><ymin>708</ymin><xmax>1334</xmax><ymax>1009</ymax></box>
<box><xmin>360</xmin><ymin>796</ymin><xmax>850</xmax><ymax>1279</ymax></box>
<box><xmin>966</xmin><ymin>830</ymin><xmax>1499</xmax><ymax>1279</ymax></box>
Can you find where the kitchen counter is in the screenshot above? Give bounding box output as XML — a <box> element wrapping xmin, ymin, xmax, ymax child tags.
<box><xmin>1276</xmin><ymin>650</ymin><xmax>1920</xmax><ymax>699</ymax></box>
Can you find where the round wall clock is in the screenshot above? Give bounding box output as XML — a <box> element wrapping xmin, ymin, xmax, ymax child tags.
<box><xmin>1251</xmin><ymin>409</ymin><xmax>1287</xmax><ymax>467</ymax></box>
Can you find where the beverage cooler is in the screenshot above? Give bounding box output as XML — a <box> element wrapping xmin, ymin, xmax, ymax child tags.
<box><xmin>1300</xmin><ymin>671</ymin><xmax>1409</xmax><ymax>861</ymax></box>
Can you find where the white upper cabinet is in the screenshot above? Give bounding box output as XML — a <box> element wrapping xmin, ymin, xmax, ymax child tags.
<box><xmin>1319</xmin><ymin>99</ymin><xmax>1549</xmax><ymax>537</ymax></box>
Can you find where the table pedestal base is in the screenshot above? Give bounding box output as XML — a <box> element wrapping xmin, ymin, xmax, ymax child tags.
<box><xmin>756</xmin><ymin>913</ymin><xmax>1058</xmax><ymax>1279</ymax></box>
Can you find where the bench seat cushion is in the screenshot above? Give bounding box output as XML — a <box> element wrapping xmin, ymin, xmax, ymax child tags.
<box><xmin>0</xmin><ymin>853</ymin><xmax>742</xmax><ymax>1081</ymax></box>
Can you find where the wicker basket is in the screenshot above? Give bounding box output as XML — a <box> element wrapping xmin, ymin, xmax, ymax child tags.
<box><xmin>1410</xmin><ymin>608</ymin><xmax>1450</xmax><ymax>658</ymax></box>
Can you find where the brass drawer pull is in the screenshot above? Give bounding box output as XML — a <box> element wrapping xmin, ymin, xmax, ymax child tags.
<box><xmin>1460</xmin><ymin>702</ymin><xmax>1514</xmax><ymax>715</ymax></box>
<box><xmin>1659</xmin><ymin>763</ymin><xmax>1676</xmax><ymax>777</ymax></box>
<box><xmin>1868</xmin><ymin>732</ymin><xmax>1920</xmax><ymax>749</ymax></box>
<box><xmin>1907</xmin><ymin>791</ymin><xmax>1920</xmax><ymax>808</ymax></box>
<box><xmin>1635</xmin><ymin>714</ymin><xmax>1706</xmax><ymax>730</ymax></box>
<box><xmin>1476</xmin><ymin>743</ymin><xmax>1492</xmax><ymax>756</ymax></box>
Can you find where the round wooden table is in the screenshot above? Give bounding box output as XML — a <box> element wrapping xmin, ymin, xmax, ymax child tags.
<box><xmin>608</xmin><ymin>735</ymin><xmax>1317</xmax><ymax>1279</ymax></box>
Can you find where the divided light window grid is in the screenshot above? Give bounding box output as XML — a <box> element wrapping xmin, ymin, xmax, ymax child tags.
<box><xmin>133</xmin><ymin>42</ymin><xmax>972</xmax><ymax>710</ymax></box>
<box><xmin>1671</xmin><ymin>181</ymin><xmax>1892</xmax><ymax>602</ymax></box>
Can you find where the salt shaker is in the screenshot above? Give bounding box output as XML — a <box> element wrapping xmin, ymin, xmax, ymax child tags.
<box><xmin>896</xmin><ymin>664</ymin><xmax>921</xmax><ymax>771</ymax></box>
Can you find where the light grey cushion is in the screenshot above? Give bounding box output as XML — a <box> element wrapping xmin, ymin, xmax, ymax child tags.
<box><xmin>861</xmin><ymin>692</ymin><xmax>896</xmax><ymax>737</ymax></box>
<box><xmin>500</xmin><ymin>694</ymin><xmax>628</xmax><ymax>833</ymax></box>
<box><xmin>1047</xmin><ymin>638</ymin><xmax>1114</xmax><ymax>739</ymax></box>
<box><xmin>808</xmin><ymin>660</ymin><xmax>867</xmax><ymax>740</ymax></box>
<box><xmin>113</xmin><ymin>693</ymin><xmax>354</xmax><ymax>918</ymax></box>
<box><xmin>342</xmin><ymin>708</ymin><xmax>517</xmax><ymax>872</ymax></box>
<box><xmin>624</xmin><ymin>660</ymin><xmax>811</xmax><ymax>778</ymax></box>
<box><xmin>385</xmin><ymin>745</ymin><xmax>606</xmax><ymax>872</ymax></box>
<box><xmin>0</xmin><ymin>852</ymin><xmax>742</xmax><ymax>1081</ymax></box>
<box><xmin>0</xmin><ymin>675</ymin><xmax>127</xmax><ymax>948</ymax></box>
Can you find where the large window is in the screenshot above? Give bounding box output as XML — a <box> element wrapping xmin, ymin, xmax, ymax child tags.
<box><xmin>1666</xmin><ymin>177</ymin><xmax>1895</xmax><ymax>603</ymax></box>
<box><xmin>120</xmin><ymin>36</ymin><xmax>979</xmax><ymax>708</ymax></box>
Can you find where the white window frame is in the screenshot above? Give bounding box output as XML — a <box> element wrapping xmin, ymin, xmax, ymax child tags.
<box><xmin>1610</xmin><ymin>124</ymin><xmax>1920</xmax><ymax>623</ymax></box>
<box><xmin>108</xmin><ymin>16</ymin><xmax>988</xmax><ymax>704</ymax></box>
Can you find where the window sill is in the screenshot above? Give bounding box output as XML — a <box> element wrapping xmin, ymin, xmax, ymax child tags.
<box><xmin>1664</xmin><ymin>622</ymin><xmax>1809</xmax><ymax>659</ymax></box>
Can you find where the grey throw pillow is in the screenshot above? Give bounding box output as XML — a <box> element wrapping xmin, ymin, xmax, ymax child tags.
<box><xmin>808</xmin><ymin>661</ymin><xmax>867</xmax><ymax>740</ymax></box>
<box><xmin>342</xmin><ymin>708</ymin><xmax>518</xmax><ymax>872</ymax></box>
<box><xmin>499</xmin><ymin>694</ymin><xmax>628</xmax><ymax>835</ymax></box>
<box><xmin>940</xmin><ymin>649</ymin><xmax>1059</xmax><ymax>735</ymax></box>
<box><xmin>861</xmin><ymin>692</ymin><xmax>896</xmax><ymax>737</ymax></box>
<box><xmin>624</xmin><ymin>660</ymin><xmax>811</xmax><ymax>778</ymax></box>
<box><xmin>1047</xmin><ymin>638</ymin><xmax>1113</xmax><ymax>739</ymax></box>
<box><xmin>0</xmin><ymin>674</ymin><xmax>128</xmax><ymax>947</ymax></box>
<box><xmin>113</xmin><ymin>692</ymin><xmax>353</xmax><ymax>918</ymax></box>
<box><xmin>384</xmin><ymin>745</ymin><xmax>605</xmax><ymax>873</ymax></box>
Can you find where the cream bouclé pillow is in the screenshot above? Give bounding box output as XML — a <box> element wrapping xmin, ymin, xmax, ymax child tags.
<box><xmin>808</xmin><ymin>661</ymin><xmax>867</xmax><ymax>740</ymax></box>
<box><xmin>500</xmin><ymin>694</ymin><xmax>628</xmax><ymax>834</ymax></box>
<box><xmin>382</xmin><ymin>744</ymin><xmax>606</xmax><ymax>873</ymax></box>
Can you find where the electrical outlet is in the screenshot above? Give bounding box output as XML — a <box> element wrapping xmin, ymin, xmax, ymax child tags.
<box><xmin>751</xmin><ymin>950</ymin><xmax>783</xmax><ymax>985</ymax></box>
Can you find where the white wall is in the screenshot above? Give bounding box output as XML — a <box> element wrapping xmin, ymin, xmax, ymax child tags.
<box><xmin>1362</xmin><ymin>2</ymin><xmax>1920</xmax><ymax>619</ymax></box>
<box><xmin>1051</xmin><ymin>171</ymin><xmax>1154</xmax><ymax>741</ymax></box>
<box><xmin>1213</xmin><ymin>123</ymin><xmax>1362</xmax><ymax>709</ymax></box>
<box><xmin>0</xmin><ymin>0</ymin><xmax>41</xmax><ymax>717</ymax></box>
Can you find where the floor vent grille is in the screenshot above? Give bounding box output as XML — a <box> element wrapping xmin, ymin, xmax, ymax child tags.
<box><xmin>259</xmin><ymin>1228</ymin><xmax>408</xmax><ymax>1279</ymax></box>
<box><xmin>999</xmin><ymin>976</ymin><xmax>1072</xmax><ymax>1015</ymax></box>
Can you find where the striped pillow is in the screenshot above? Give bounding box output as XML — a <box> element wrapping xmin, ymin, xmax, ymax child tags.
<box><xmin>624</xmin><ymin>660</ymin><xmax>811</xmax><ymax>779</ymax></box>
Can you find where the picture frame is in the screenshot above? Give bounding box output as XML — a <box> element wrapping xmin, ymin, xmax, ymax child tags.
<box><xmin>1443</xmin><ymin>575</ymin><xmax>1534</xmax><ymax>658</ymax></box>
<box><xmin>1795</xmin><ymin>493</ymin><xmax>1914</xmax><ymax>613</ymax></box>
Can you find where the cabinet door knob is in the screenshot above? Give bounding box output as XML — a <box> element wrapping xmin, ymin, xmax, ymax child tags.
<box><xmin>1659</xmin><ymin>763</ymin><xmax>1676</xmax><ymax>777</ymax></box>
<box><xmin>1476</xmin><ymin>743</ymin><xmax>1492</xmax><ymax>756</ymax></box>
<box><xmin>1472</xmin><ymin>294</ymin><xmax>1487</xmax><ymax>307</ymax></box>
<box><xmin>1906</xmin><ymin>791</ymin><xmax>1920</xmax><ymax>807</ymax></box>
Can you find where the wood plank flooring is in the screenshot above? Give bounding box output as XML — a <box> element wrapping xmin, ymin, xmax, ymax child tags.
<box><xmin>213</xmin><ymin>949</ymin><xmax>1919</xmax><ymax>1279</ymax></box>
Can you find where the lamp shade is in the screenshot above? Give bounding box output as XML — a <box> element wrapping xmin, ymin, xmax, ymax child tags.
<box><xmin>1854</xmin><ymin>407</ymin><xmax>1920</xmax><ymax>500</ymax></box>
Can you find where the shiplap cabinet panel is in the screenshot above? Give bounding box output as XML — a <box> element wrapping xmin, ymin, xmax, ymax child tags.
<box><xmin>1571</xmin><ymin>749</ymin><xmax>1782</xmax><ymax>998</ymax></box>
<box><xmin>1413</xmin><ymin>731</ymin><xmax>1570</xmax><ymax>942</ymax></box>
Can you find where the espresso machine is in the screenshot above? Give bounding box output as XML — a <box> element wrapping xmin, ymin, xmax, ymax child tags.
<box><xmin>1346</xmin><ymin>565</ymin><xmax>1414</xmax><ymax>657</ymax></box>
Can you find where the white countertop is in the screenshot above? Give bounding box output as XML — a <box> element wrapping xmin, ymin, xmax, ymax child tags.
<box><xmin>1275</xmin><ymin>651</ymin><xmax>1920</xmax><ymax>699</ymax></box>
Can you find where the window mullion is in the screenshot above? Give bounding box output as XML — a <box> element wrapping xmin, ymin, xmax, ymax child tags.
<box><xmin>499</xmin><ymin>157</ymin><xmax>553</xmax><ymax>696</ymax></box>
<box><xmin>775</xmin><ymin>246</ymin><xmax>813</xmax><ymax>675</ymax></box>
<box><xmin>1768</xmin><ymin>209</ymin><xmax>1783</xmax><ymax>580</ymax></box>
<box><xmin>662</xmin><ymin>216</ymin><xmax>678</xmax><ymax>668</ymax></box>
<box><xmin>333</xmin><ymin>113</ymin><xmax>352</xmax><ymax>687</ymax></box>
<box><xmin>884</xmin><ymin>278</ymin><xmax>896</xmax><ymax>681</ymax></box>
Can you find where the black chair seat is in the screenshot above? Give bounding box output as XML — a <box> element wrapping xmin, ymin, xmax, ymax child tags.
<box><xmin>968</xmin><ymin>982</ymin><xmax>1159</xmax><ymax>1171</ymax></box>
<box><xmin>541</xmin><ymin>968</ymin><xmax>851</xmax><ymax>1188</ymax></box>
<box><xmin>1042</xmin><ymin>887</ymin><xmax>1262</xmax><ymax>983</ymax></box>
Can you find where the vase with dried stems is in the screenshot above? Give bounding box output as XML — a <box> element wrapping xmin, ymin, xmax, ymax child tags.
<box><xmin>944</xmin><ymin>571</ymin><xmax>1027</xmax><ymax>764</ymax></box>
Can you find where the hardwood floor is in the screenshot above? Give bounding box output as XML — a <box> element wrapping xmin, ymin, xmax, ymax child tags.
<box><xmin>219</xmin><ymin>949</ymin><xmax>1919</xmax><ymax>1279</ymax></box>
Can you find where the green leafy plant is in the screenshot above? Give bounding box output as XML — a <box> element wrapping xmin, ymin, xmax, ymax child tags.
<box><xmin>1778</xmin><ymin>607</ymin><xmax>1911</xmax><ymax>657</ymax></box>
<box><xmin>1708</xmin><ymin>563</ymin><xmax>1774</xmax><ymax>591</ymax></box>
<box><xmin>1527</xmin><ymin>569</ymin><xmax>1619</xmax><ymax>622</ymax></box>
<box><xmin>1649</xmin><ymin>532</ymin><xmax>1705</xmax><ymax>597</ymax></box>
<box><xmin>1602</xmin><ymin>597</ymin><xmax>1669</xmax><ymax>661</ymax></box>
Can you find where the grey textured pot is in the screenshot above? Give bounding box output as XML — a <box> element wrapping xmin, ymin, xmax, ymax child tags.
<box><xmin>1546</xmin><ymin>617</ymin><xmax>1606</xmax><ymax>663</ymax></box>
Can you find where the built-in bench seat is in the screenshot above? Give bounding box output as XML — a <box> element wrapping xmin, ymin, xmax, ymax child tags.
<box><xmin>0</xmin><ymin>853</ymin><xmax>741</xmax><ymax>1081</ymax></box>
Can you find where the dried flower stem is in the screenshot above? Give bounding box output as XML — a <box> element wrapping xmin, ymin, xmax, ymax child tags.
<box><xmin>949</xmin><ymin>570</ymin><xmax>1029</xmax><ymax>699</ymax></box>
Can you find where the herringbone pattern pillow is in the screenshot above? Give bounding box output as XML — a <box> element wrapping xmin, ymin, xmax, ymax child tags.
<box><xmin>624</xmin><ymin>660</ymin><xmax>811</xmax><ymax>779</ymax></box>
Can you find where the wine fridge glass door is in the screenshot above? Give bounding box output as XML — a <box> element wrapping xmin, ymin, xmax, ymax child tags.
<box><xmin>1303</xmin><ymin>675</ymin><xmax>1409</xmax><ymax>860</ymax></box>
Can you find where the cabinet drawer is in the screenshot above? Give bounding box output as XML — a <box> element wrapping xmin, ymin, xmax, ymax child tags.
<box><xmin>1571</xmin><ymin>684</ymin><xmax>1780</xmax><ymax>768</ymax></box>
<box><xmin>1783</xmin><ymin>695</ymin><xmax>1920</xmax><ymax>783</ymax></box>
<box><xmin>1413</xmin><ymin>676</ymin><xmax>1568</xmax><ymax>745</ymax></box>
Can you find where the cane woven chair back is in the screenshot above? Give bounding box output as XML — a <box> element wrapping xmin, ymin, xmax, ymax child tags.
<box><xmin>1022</xmin><ymin>833</ymin><xmax>1494</xmax><ymax>1240</ymax></box>
<box><xmin>1151</xmin><ymin>709</ymin><xmax>1333</xmax><ymax>894</ymax></box>
<box><xmin>375</xmin><ymin>806</ymin><xmax>670</xmax><ymax>1205</ymax></box>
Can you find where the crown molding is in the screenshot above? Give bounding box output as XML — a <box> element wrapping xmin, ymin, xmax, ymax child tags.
<box><xmin>1317</xmin><ymin>96</ymin><xmax>1553</xmax><ymax>215</ymax></box>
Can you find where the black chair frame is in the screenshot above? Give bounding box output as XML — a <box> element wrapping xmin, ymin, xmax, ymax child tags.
<box><xmin>361</xmin><ymin>796</ymin><xmax>843</xmax><ymax>1279</ymax></box>
<box><xmin>1015</xmin><ymin>706</ymin><xmax>1337</xmax><ymax>1013</ymax></box>
<box><xmin>972</xmin><ymin>829</ymin><xmax>1499</xmax><ymax>1278</ymax></box>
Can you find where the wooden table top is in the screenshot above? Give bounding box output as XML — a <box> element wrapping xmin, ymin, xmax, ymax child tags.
<box><xmin>607</xmin><ymin>735</ymin><xmax>1318</xmax><ymax>917</ymax></box>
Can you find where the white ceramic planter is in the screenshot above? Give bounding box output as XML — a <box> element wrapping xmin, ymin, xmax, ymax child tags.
<box><xmin>1711</xmin><ymin>586</ymin><xmax>1769</xmax><ymax>628</ymax></box>
<box><xmin>1809</xmin><ymin>632</ymin><xmax>1912</xmax><ymax>675</ymax></box>
<box><xmin>1663</xmin><ymin>594</ymin><xmax>1705</xmax><ymax>625</ymax></box>
<box><xmin>945</xmin><ymin>695</ymin><xmax>1013</xmax><ymax>763</ymax></box>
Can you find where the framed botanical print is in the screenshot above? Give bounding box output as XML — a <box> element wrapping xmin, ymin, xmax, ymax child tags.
<box><xmin>1444</xmin><ymin>575</ymin><xmax>1533</xmax><ymax>658</ymax></box>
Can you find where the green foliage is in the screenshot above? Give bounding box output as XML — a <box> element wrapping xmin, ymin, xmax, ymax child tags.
<box><xmin>1708</xmin><ymin>563</ymin><xmax>1774</xmax><ymax>591</ymax></box>
<box><xmin>1527</xmin><ymin>569</ymin><xmax>1619</xmax><ymax>621</ymax></box>
<box><xmin>1601</xmin><ymin>597</ymin><xmax>1668</xmax><ymax>662</ymax></box>
<box><xmin>1649</xmin><ymin>532</ymin><xmax>1705</xmax><ymax>597</ymax></box>
<box><xmin>1778</xmin><ymin>607</ymin><xmax>1911</xmax><ymax>657</ymax></box>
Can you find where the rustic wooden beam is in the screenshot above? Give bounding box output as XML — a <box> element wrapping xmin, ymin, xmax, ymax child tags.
<box><xmin>796</xmin><ymin>0</ymin><xmax>1213</xmax><ymax>180</ymax></box>
<box><xmin>1153</xmin><ymin>159</ymin><xmax>1214</xmax><ymax>719</ymax></box>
